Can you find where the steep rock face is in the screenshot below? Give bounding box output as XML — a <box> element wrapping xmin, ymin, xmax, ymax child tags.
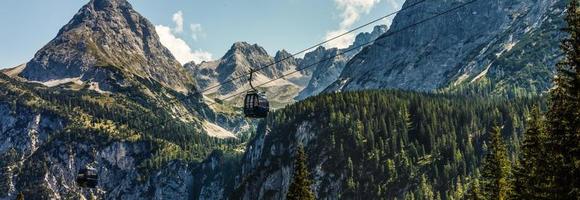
<box><xmin>274</xmin><ymin>50</ymin><xmax>300</xmax><ymax>77</ymax></box>
<box><xmin>0</xmin><ymin>99</ymin><xmax>238</xmax><ymax>200</ymax></box>
<box><xmin>0</xmin><ymin>102</ymin><xmax>173</xmax><ymax>199</ymax></box>
<box><xmin>326</xmin><ymin>0</ymin><xmax>565</xmax><ymax>94</ymax></box>
<box><xmin>274</xmin><ymin>50</ymin><xmax>307</xmax><ymax>86</ymax></box>
<box><xmin>188</xmin><ymin>25</ymin><xmax>389</xmax><ymax>103</ymax></box>
<box><xmin>219</xmin><ymin>42</ymin><xmax>278</xmax><ymax>82</ymax></box>
<box><xmin>296</xmin><ymin>47</ymin><xmax>348</xmax><ymax>100</ymax></box>
<box><xmin>192</xmin><ymin>151</ymin><xmax>242</xmax><ymax>200</ymax></box>
<box><xmin>0</xmin><ymin>0</ymin><xmax>248</xmax><ymax>199</ymax></box>
<box><xmin>296</xmin><ymin>25</ymin><xmax>388</xmax><ymax>100</ymax></box>
<box><xmin>0</xmin><ymin>104</ymin><xmax>66</xmax><ymax>198</ymax></box>
<box><xmin>3</xmin><ymin>123</ymin><xmax>195</xmax><ymax>200</ymax></box>
<box><xmin>345</xmin><ymin>25</ymin><xmax>389</xmax><ymax>58</ymax></box>
<box><xmin>234</xmin><ymin>122</ymin><xmax>336</xmax><ymax>200</ymax></box>
<box><xmin>20</xmin><ymin>0</ymin><xmax>194</xmax><ymax>93</ymax></box>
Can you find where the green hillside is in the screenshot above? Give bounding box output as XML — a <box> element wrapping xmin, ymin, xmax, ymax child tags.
<box><xmin>235</xmin><ymin>90</ymin><xmax>544</xmax><ymax>199</ymax></box>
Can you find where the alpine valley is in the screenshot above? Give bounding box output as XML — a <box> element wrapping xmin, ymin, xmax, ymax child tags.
<box><xmin>0</xmin><ymin>0</ymin><xmax>573</xmax><ymax>200</ymax></box>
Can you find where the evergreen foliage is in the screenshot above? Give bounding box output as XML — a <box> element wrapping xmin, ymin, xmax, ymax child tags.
<box><xmin>236</xmin><ymin>89</ymin><xmax>540</xmax><ymax>199</ymax></box>
<box><xmin>287</xmin><ymin>146</ymin><xmax>315</xmax><ymax>200</ymax></box>
<box><xmin>512</xmin><ymin>107</ymin><xmax>552</xmax><ymax>199</ymax></box>
<box><xmin>511</xmin><ymin>1</ymin><xmax>580</xmax><ymax>199</ymax></box>
<box><xmin>0</xmin><ymin>72</ymin><xmax>246</xmax><ymax>174</ymax></box>
<box><xmin>465</xmin><ymin>179</ymin><xmax>483</xmax><ymax>200</ymax></box>
<box><xmin>480</xmin><ymin>126</ymin><xmax>512</xmax><ymax>200</ymax></box>
<box><xmin>544</xmin><ymin>0</ymin><xmax>580</xmax><ymax>198</ymax></box>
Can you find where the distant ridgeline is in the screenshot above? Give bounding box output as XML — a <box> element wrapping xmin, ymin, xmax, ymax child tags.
<box><xmin>234</xmin><ymin>90</ymin><xmax>543</xmax><ymax>199</ymax></box>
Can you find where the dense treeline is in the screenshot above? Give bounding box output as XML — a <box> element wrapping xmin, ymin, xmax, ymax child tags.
<box><xmin>250</xmin><ymin>89</ymin><xmax>542</xmax><ymax>199</ymax></box>
<box><xmin>476</xmin><ymin>1</ymin><xmax>580</xmax><ymax>199</ymax></box>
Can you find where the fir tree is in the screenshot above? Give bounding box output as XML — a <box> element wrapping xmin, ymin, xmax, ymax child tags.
<box><xmin>287</xmin><ymin>145</ymin><xmax>315</xmax><ymax>200</ymax></box>
<box><xmin>480</xmin><ymin>126</ymin><xmax>512</xmax><ymax>200</ymax></box>
<box><xmin>466</xmin><ymin>179</ymin><xmax>483</xmax><ymax>200</ymax></box>
<box><xmin>512</xmin><ymin>107</ymin><xmax>552</xmax><ymax>199</ymax></box>
<box><xmin>418</xmin><ymin>174</ymin><xmax>435</xmax><ymax>200</ymax></box>
<box><xmin>544</xmin><ymin>0</ymin><xmax>580</xmax><ymax>198</ymax></box>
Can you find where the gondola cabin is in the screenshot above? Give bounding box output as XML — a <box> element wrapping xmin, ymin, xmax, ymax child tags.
<box><xmin>76</xmin><ymin>167</ymin><xmax>98</xmax><ymax>188</ymax></box>
<box><xmin>244</xmin><ymin>90</ymin><xmax>269</xmax><ymax>118</ymax></box>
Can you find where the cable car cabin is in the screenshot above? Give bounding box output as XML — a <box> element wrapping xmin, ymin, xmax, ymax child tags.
<box><xmin>76</xmin><ymin>167</ymin><xmax>98</xmax><ymax>188</ymax></box>
<box><xmin>244</xmin><ymin>90</ymin><xmax>269</xmax><ymax>118</ymax></box>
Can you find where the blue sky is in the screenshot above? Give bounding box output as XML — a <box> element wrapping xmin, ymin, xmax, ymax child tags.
<box><xmin>0</xmin><ymin>0</ymin><xmax>404</xmax><ymax>68</ymax></box>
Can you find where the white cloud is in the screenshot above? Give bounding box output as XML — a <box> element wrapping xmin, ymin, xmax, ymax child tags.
<box><xmin>325</xmin><ymin>0</ymin><xmax>381</xmax><ymax>48</ymax></box>
<box><xmin>190</xmin><ymin>23</ymin><xmax>204</xmax><ymax>41</ymax></box>
<box><xmin>172</xmin><ymin>11</ymin><xmax>184</xmax><ymax>33</ymax></box>
<box><xmin>156</xmin><ymin>21</ymin><xmax>212</xmax><ymax>64</ymax></box>
<box><xmin>325</xmin><ymin>30</ymin><xmax>357</xmax><ymax>49</ymax></box>
<box><xmin>385</xmin><ymin>0</ymin><xmax>400</xmax><ymax>10</ymax></box>
<box><xmin>155</xmin><ymin>11</ymin><xmax>211</xmax><ymax>64</ymax></box>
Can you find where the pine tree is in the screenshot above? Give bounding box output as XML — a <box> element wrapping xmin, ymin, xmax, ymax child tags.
<box><xmin>466</xmin><ymin>179</ymin><xmax>483</xmax><ymax>200</ymax></box>
<box><xmin>417</xmin><ymin>174</ymin><xmax>435</xmax><ymax>200</ymax></box>
<box><xmin>544</xmin><ymin>0</ymin><xmax>580</xmax><ymax>198</ymax></box>
<box><xmin>512</xmin><ymin>107</ymin><xmax>552</xmax><ymax>199</ymax></box>
<box><xmin>287</xmin><ymin>146</ymin><xmax>315</xmax><ymax>200</ymax></box>
<box><xmin>480</xmin><ymin>126</ymin><xmax>512</xmax><ymax>200</ymax></box>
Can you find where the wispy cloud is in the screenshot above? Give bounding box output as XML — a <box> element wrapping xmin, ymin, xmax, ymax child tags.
<box><xmin>325</xmin><ymin>0</ymin><xmax>381</xmax><ymax>48</ymax></box>
<box><xmin>156</xmin><ymin>11</ymin><xmax>212</xmax><ymax>64</ymax></box>
<box><xmin>385</xmin><ymin>0</ymin><xmax>400</xmax><ymax>8</ymax></box>
<box><xmin>172</xmin><ymin>11</ymin><xmax>184</xmax><ymax>33</ymax></box>
<box><xmin>190</xmin><ymin>23</ymin><xmax>204</xmax><ymax>41</ymax></box>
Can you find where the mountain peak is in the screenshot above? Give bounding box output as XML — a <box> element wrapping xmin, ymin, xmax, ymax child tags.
<box><xmin>226</xmin><ymin>42</ymin><xmax>269</xmax><ymax>57</ymax></box>
<box><xmin>90</xmin><ymin>0</ymin><xmax>131</xmax><ymax>10</ymax></box>
<box><xmin>372</xmin><ymin>25</ymin><xmax>388</xmax><ymax>34</ymax></box>
<box><xmin>274</xmin><ymin>49</ymin><xmax>292</xmax><ymax>60</ymax></box>
<box><xmin>20</xmin><ymin>0</ymin><xmax>194</xmax><ymax>93</ymax></box>
<box><xmin>92</xmin><ymin>0</ymin><xmax>130</xmax><ymax>8</ymax></box>
<box><xmin>231</xmin><ymin>41</ymin><xmax>252</xmax><ymax>48</ymax></box>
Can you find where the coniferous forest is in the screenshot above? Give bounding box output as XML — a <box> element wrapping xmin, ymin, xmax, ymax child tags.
<box><xmin>238</xmin><ymin>2</ymin><xmax>580</xmax><ymax>199</ymax></box>
<box><xmin>0</xmin><ymin>0</ymin><xmax>579</xmax><ymax>199</ymax></box>
<box><xmin>235</xmin><ymin>89</ymin><xmax>542</xmax><ymax>199</ymax></box>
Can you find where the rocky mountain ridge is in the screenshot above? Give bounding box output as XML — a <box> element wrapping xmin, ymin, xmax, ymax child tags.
<box><xmin>0</xmin><ymin>0</ymin><xmax>249</xmax><ymax>199</ymax></box>
<box><xmin>0</xmin><ymin>0</ymin><xmax>568</xmax><ymax>199</ymax></box>
<box><xmin>296</xmin><ymin>25</ymin><xmax>388</xmax><ymax>100</ymax></box>
<box><xmin>326</xmin><ymin>0</ymin><xmax>565</xmax><ymax>95</ymax></box>
<box><xmin>189</xmin><ymin>25</ymin><xmax>389</xmax><ymax>105</ymax></box>
<box><xmin>185</xmin><ymin>42</ymin><xmax>305</xmax><ymax>108</ymax></box>
<box><xmin>19</xmin><ymin>0</ymin><xmax>195</xmax><ymax>93</ymax></box>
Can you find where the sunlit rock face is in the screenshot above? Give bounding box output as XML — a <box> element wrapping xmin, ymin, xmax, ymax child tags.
<box><xmin>326</xmin><ymin>0</ymin><xmax>565</xmax><ymax>94</ymax></box>
<box><xmin>20</xmin><ymin>0</ymin><xmax>195</xmax><ymax>93</ymax></box>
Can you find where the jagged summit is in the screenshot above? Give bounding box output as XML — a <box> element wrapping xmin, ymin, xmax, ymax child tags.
<box><xmin>274</xmin><ymin>49</ymin><xmax>292</xmax><ymax>60</ymax></box>
<box><xmin>224</xmin><ymin>42</ymin><xmax>270</xmax><ymax>59</ymax></box>
<box><xmin>186</xmin><ymin>41</ymin><xmax>306</xmax><ymax>107</ymax></box>
<box><xmin>295</xmin><ymin>25</ymin><xmax>389</xmax><ymax>100</ymax></box>
<box><xmin>274</xmin><ymin>49</ymin><xmax>300</xmax><ymax>76</ymax></box>
<box><xmin>20</xmin><ymin>0</ymin><xmax>194</xmax><ymax>93</ymax></box>
<box><xmin>218</xmin><ymin>42</ymin><xmax>276</xmax><ymax>79</ymax></box>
